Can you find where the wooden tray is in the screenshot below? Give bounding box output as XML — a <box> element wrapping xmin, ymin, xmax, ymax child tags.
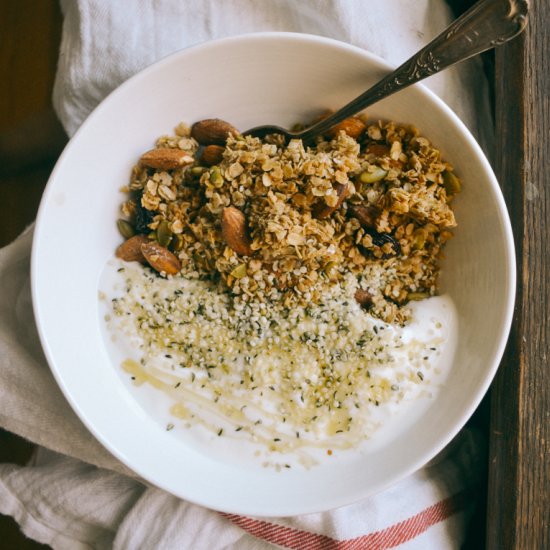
<box><xmin>486</xmin><ymin>0</ymin><xmax>550</xmax><ymax>547</ymax></box>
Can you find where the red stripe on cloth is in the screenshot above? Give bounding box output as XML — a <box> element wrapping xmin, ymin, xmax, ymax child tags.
<box><xmin>222</xmin><ymin>490</ymin><xmax>471</xmax><ymax>549</ymax></box>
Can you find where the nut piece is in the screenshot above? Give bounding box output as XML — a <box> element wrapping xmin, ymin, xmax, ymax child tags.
<box><xmin>221</xmin><ymin>206</ymin><xmax>253</xmax><ymax>256</ymax></box>
<box><xmin>139</xmin><ymin>148</ymin><xmax>194</xmax><ymax>170</ymax></box>
<box><xmin>199</xmin><ymin>144</ymin><xmax>225</xmax><ymax>166</ymax></box>
<box><xmin>141</xmin><ymin>240</ymin><xmax>181</xmax><ymax>275</ymax></box>
<box><xmin>354</xmin><ymin>289</ymin><xmax>373</xmax><ymax>308</ymax></box>
<box><xmin>326</xmin><ymin>116</ymin><xmax>366</xmax><ymax>140</ymax></box>
<box><xmin>312</xmin><ymin>183</ymin><xmax>350</xmax><ymax>219</ymax></box>
<box><xmin>191</xmin><ymin>119</ymin><xmax>239</xmax><ymax>146</ymax></box>
<box><xmin>115</xmin><ymin>235</ymin><xmax>149</xmax><ymax>263</ymax></box>
<box><xmin>365</xmin><ymin>143</ymin><xmax>390</xmax><ymax>157</ymax></box>
<box><xmin>347</xmin><ymin>204</ymin><xmax>380</xmax><ymax>228</ymax></box>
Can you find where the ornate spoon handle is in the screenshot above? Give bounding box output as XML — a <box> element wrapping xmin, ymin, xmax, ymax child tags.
<box><xmin>299</xmin><ymin>0</ymin><xmax>529</xmax><ymax>142</ymax></box>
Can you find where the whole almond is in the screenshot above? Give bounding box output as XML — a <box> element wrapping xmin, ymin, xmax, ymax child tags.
<box><xmin>115</xmin><ymin>234</ymin><xmax>149</xmax><ymax>263</ymax></box>
<box><xmin>199</xmin><ymin>144</ymin><xmax>225</xmax><ymax>166</ymax></box>
<box><xmin>326</xmin><ymin>116</ymin><xmax>366</xmax><ymax>140</ymax></box>
<box><xmin>191</xmin><ymin>119</ymin><xmax>239</xmax><ymax>145</ymax></box>
<box><xmin>141</xmin><ymin>241</ymin><xmax>181</xmax><ymax>275</ymax></box>
<box><xmin>221</xmin><ymin>206</ymin><xmax>253</xmax><ymax>256</ymax></box>
<box><xmin>312</xmin><ymin>182</ymin><xmax>350</xmax><ymax>219</ymax></box>
<box><xmin>139</xmin><ymin>148</ymin><xmax>194</xmax><ymax>170</ymax></box>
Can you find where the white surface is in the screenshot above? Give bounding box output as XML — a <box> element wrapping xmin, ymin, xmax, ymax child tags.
<box><xmin>32</xmin><ymin>33</ymin><xmax>515</xmax><ymax>516</ymax></box>
<box><xmin>99</xmin><ymin>259</ymin><xmax>458</xmax><ymax>469</ymax></box>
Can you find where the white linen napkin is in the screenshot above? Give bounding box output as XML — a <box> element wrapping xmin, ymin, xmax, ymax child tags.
<box><xmin>0</xmin><ymin>1</ymin><xmax>492</xmax><ymax>548</ymax></box>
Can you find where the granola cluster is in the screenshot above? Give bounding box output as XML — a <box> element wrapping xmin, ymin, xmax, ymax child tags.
<box><xmin>117</xmin><ymin>117</ymin><xmax>460</xmax><ymax>324</ymax></box>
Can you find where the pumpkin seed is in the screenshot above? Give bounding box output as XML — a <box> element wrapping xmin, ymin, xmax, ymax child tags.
<box><xmin>190</xmin><ymin>166</ymin><xmax>206</xmax><ymax>178</ymax></box>
<box><xmin>359</xmin><ymin>166</ymin><xmax>388</xmax><ymax>184</ymax></box>
<box><xmin>170</xmin><ymin>233</ymin><xmax>184</xmax><ymax>252</ymax></box>
<box><xmin>323</xmin><ymin>261</ymin><xmax>338</xmax><ymax>278</ymax></box>
<box><xmin>443</xmin><ymin>171</ymin><xmax>461</xmax><ymax>195</ymax></box>
<box><xmin>116</xmin><ymin>219</ymin><xmax>135</xmax><ymax>239</ymax></box>
<box><xmin>209</xmin><ymin>166</ymin><xmax>224</xmax><ymax>188</ymax></box>
<box><xmin>413</xmin><ymin>228</ymin><xmax>427</xmax><ymax>250</ymax></box>
<box><xmin>156</xmin><ymin>220</ymin><xmax>173</xmax><ymax>248</ymax></box>
<box><xmin>407</xmin><ymin>292</ymin><xmax>429</xmax><ymax>301</ymax></box>
<box><xmin>230</xmin><ymin>263</ymin><xmax>248</xmax><ymax>279</ymax></box>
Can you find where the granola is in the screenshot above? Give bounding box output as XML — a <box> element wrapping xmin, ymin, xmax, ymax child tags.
<box><xmin>117</xmin><ymin>116</ymin><xmax>460</xmax><ymax>324</ymax></box>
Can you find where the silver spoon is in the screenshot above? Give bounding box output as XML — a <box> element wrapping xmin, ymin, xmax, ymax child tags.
<box><xmin>244</xmin><ymin>0</ymin><xmax>528</xmax><ymax>142</ymax></box>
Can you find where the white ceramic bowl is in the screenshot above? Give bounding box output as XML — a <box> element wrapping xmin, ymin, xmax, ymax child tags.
<box><xmin>32</xmin><ymin>33</ymin><xmax>515</xmax><ymax>516</ymax></box>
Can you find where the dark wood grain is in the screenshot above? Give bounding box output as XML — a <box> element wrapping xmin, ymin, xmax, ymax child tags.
<box><xmin>0</xmin><ymin>2</ymin><xmax>62</xmax><ymax>548</ymax></box>
<box><xmin>487</xmin><ymin>0</ymin><xmax>550</xmax><ymax>548</ymax></box>
<box><xmin>0</xmin><ymin>0</ymin><xmax>66</xmax><ymax>248</ymax></box>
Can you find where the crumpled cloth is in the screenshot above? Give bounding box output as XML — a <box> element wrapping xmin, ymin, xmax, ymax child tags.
<box><xmin>0</xmin><ymin>1</ymin><xmax>493</xmax><ymax>548</ymax></box>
